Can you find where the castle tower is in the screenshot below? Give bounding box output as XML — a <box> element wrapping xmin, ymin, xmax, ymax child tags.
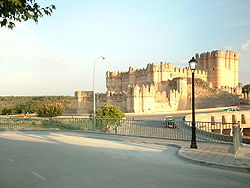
<box><xmin>196</xmin><ymin>50</ymin><xmax>239</xmax><ymax>88</ymax></box>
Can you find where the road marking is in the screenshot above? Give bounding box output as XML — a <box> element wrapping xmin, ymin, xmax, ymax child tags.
<box><xmin>9</xmin><ymin>158</ymin><xmax>15</xmax><ymax>162</ymax></box>
<box><xmin>31</xmin><ymin>171</ymin><xmax>46</xmax><ymax>180</ymax></box>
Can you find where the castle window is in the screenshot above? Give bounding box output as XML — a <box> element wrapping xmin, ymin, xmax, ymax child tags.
<box><xmin>148</xmin><ymin>87</ymin><xmax>151</xmax><ymax>92</ymax></box>
<box><xmin>212</xmin><ymin>68</ymin><xmax>215</xmax><ymax>70</ymax></box>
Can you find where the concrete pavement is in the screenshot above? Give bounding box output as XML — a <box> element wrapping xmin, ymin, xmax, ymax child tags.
<box><xmin>0</xmin><ymin>131</ymin><xmax>250</xmax><ymax>188</ymax></box>
<box><xmin>1</xmin><ymin>131</ymin><xmax>249</xmax><ymax>173</ymax></box>
<box><xmin>82</xmin><ymin>132</ymin><xmax>250</xmax><ymax>173</ymax></box>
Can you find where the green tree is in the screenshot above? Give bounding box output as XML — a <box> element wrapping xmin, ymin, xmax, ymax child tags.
<box><xmin>36</xmin><ymin>102</ymin><xmax>65</xmax><ymax>117</ymax></box>
<box><xmin>1</xmin><ymin>107</ymin><xmax>15</xmax><ymax>115</ymax></box>
<box><xmin>13</xmin><ymin>100</ymin><xmax>38</xmax><ymax>114</ymax></box>
<box><xmin>13</xmin><ymin>104</ymin><xmax>25</xmax><ymax>114</ymax></box>
<box><xmin>24</xmin><ymin>100</ymin><xmax>38</xmax><ymax>113</ymax></box>
<box><xmin>93</xmin><ymin>104</ymin><xmax>125</xmax><ymax>132</ymax></box>
<box><xmin>242</xmin><ymin>84</ymin><xmax>250</xmax><ymax>93</ymax></box>
<box><xmin>95</xmin><ymin>104</ymin><xmax>125</xmax><ymax>119</ymax></box>
<box><xmin>0</xmin><ymin>0</ymin><xmax>56</xmax><ymax>29</ymax></box>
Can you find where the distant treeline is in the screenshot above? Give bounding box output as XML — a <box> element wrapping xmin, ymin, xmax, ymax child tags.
<box><xmin>0</xmin><ymin>96</ymin><xmax>76</xmax><ymax>115</ymax></box>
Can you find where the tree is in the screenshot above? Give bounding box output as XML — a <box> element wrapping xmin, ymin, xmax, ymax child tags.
<box><xmin>242</xmin><ymin>84</ymin><xmax>250</xmax><ymax>93</ymax></box>
<box><xmin>95</xmin><ymin>104</ymin><xmax>125</xmax><ymax>119</ymax></box>
<box><xmin>0</xmin><ymin>0</ymin><xmax>56</xmax><ymax>29</ymax></box>
<box><xmin>93</xmin><ymin>104</ymin><xmax>125</xmax><ymax>132</ymax></box>
<box><xmin>1</xmin><ymin>107</ymin><xmax>15</xmax><ymax>115</ymax></box>
<box><xmin>36</xmin><ymin>102</ymin><xmax>65</xmax><ymax>117</ymax></box>
<box><xmin>13</xmin><ymin>100</ymin><xmax>38</xmax><ymax>114</ymax></box>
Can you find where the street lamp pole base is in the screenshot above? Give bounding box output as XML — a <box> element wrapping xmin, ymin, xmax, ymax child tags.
<box><xmin>190</xmin><ymin>142</ymin><xmax>198</xmax><ymax>149</ymax></box>
<box><xmin>190</xmin><ymin>122</ymin><xmax>198</xmax><ymax>149</ymax></box>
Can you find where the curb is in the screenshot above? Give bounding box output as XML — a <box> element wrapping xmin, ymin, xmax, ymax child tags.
<box><xmin>83</xmin><ymin>133</ymin><xmax>250</xmax><ymax>174</ymax></box>
<box><xmin>177</xmin><ymin>148</ymin><xmax>250</xmax><ymax>174</ymax></box>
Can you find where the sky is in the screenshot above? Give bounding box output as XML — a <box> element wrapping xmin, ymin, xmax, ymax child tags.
<box><xmin>0</xmin><ymin>0</ymin><xmax>250</xmax><ymax>96</ymax></box>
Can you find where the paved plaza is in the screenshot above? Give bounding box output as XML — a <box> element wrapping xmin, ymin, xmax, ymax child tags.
<box><xmin>0</xmin><ymin>131</ymin><xmax>249</xmax><ymax>188</ymax></box>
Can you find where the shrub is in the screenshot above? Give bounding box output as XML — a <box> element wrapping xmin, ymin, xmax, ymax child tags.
<box><xmin>91</xmin><ymin>104</ymin><xmax>125</xmax><ymax>132</ymax></box>
<box><xmin>1</xmin><ymin>107</ymin><xmax>16</xmax><ymax>115</ymax></box>
<box><xmin>242</xmin><ymin>84</ymin><xmax>250</xmax><ymax>93</ymax></box>
<box><xmin>95</xmin><ymin>104</ymin><xmax>125</xmax><ymax>119</ymax></box>
<box><xmin>36</xmin><ymin>102</ymin><xmax>65</xmax><ymax>117</ymax></box>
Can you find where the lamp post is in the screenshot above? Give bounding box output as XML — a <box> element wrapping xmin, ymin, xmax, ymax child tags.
<box><xmin>93</xmin><ymin>56</ymin><xmax>106</xmax><ymax>130</ymax></box>
<box><xmin>188</xmin><ymin>57</ymin><xmax>198</xmax><ymax>149</ymax></box>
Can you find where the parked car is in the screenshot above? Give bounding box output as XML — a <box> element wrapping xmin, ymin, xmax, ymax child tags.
<box><xmin>163</xmin><ymin>116</ymin><xmax>176</xmax><ymax>128</ymax></box>
<box><xmin>223</xmin><ymin>107</ymin><xmax>240</xmax><ymax>112</ymax></box>
<box><xmin>224</xmin><ymin>108</ymin><xmax>232</xmax><ymax>112</ymax></box>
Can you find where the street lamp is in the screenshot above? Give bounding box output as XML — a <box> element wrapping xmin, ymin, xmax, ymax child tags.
<box><xmin>188</xmin><ymin>57</ymin><xmax>198</xmax><ymax>149</ymax></box>
<box><xmin>93</xmin><ymin>56</ymin><xmax>106</xmax><ymax>130</ymax></box>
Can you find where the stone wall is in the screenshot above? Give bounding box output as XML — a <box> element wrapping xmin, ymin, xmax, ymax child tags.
<box><xmin>185</xmin><ymin>110</ymin><xmax>250</xmax><ymax>128</ymax></box>
<box><xmin>242</xmin><ymin>93</ymin><xmax>250</xmax><ymax>100</ymax></box>
<box><xmin>75</xmin><ymin>50</ymin><xmax>241</xmax><ymax>114</ymax></box>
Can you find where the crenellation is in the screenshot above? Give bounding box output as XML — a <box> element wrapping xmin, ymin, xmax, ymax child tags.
<box><xmin>234</xmin><ymin>52</ymin><xmax>240</xmax><ymax>60</ymax></box>
<box><xmin>228</xmin><ymin>51</ymin><xmax>235</xmax><ymax>59</ymax></box>
<box><xmin>76</xmin><ymin>49</ymin><xmax>241</xmax><ymax>114</ymax></box>
<box><xmin>200</xmin><ymin>52</ymin><xmax>207</xmax><ymax>59</ymax></box>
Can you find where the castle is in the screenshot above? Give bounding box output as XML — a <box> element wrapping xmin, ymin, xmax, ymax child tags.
<box><xmin>75</xmin><ymin>50</ymin><xmax>243</xmax><ymax>114</ymax></box>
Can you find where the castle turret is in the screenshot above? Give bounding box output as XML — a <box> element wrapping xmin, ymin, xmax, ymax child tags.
<box><xmin>196</xmin><ymin>50</ymin><xmax>240</xmax><ymax>88</ymax></box>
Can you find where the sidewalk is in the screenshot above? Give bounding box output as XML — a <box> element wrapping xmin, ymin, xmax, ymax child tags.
<box><xmin>83</xmin><ymin>132</ymin><xmax>250</xmax><ymax>173</ymax></box>
<box><xmin>177</xmin><ymin>142</ymin><xmax>250</xmax><ymax>173</ymax></box>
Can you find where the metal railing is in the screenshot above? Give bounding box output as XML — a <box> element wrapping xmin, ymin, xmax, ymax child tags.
<box><xmin>0</xmin><ymin>117</ymin><xmax>242</xmax><ymax>143</ymax></box>
<box><xmin>184</xmin><ymin>121</ymin><xmax>236</xmax><ymax>143</ymax></box>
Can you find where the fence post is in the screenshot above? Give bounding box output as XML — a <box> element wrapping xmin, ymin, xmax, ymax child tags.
<box><xmin>241</xmin><ymin>114</ymin><xmax>246</xmax><ymax>124</ymax></box>
<box><xmin>93</xmin><ymin>118</ymin><xmax>96</xmax><ymax>131</ymax></box>
<box><xmin>231</xmin><ymin>122</ymin><xmax>242</xmax><ymax>154</ymax></box>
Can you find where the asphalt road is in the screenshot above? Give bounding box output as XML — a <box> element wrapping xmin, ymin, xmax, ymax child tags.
<box><xmin>125</xmin><ymin>106</ymin><xmax>250</xmax><ymax>121</ymax></box>
<box><xmin>0</xmin><ymin>131</ymin><xmax>249</xmax><ymax>188</ymax></box>
<box><xmin>125</xmin><ymin>109</ymin><xmax>238</xmax><ymax>120</ymax></box>
<box><xmin>126</xmin><ymin>114</ymin><xmax>184</xmax><ymax>120</ymax></box>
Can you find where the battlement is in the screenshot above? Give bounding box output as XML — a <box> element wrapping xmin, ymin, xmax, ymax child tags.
<box><xmin>196</xmin><ymin>50</ymin><xmax>240</xmax><ymax>60</ymax></box>
<box><xmin>107</xmin><ymin>62</ymin><xmax>175</xmax><ymax>78</ymax></box>
<box><xmin>76</xmin><ymin>49</ymin><xmax>241</xmax><ymax>114</ymax></box>
<box><xmin>107</xmin><ymin>62</ymin><xmax>208</xmax><ymax>79</ymax></box>
<box><xmin>75</xmin><ymin>91</ymin><xmax>93</xmax><ymax>99</ymax></box>
<box><xmin>219</xmin><ymin>86</ymin><xmax>242</xmax><ymax>95</ymax></box>
<box><xmin>169</xmin><ymin>89</ymin><xmax>180</xmax><ymax>99</ymax></box>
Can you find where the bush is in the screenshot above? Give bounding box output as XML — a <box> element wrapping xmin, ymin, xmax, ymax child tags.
<box><xmin>95</xmin><ymin>104</ymin><xmax>125</xmax><ymax>119</ymax></box>
<box><xmin>242</xmin><ymin>84</ymin><xmax>250</xmax><ymax>93</ymax></box>
<box><xmin>0</xmin><ymin>100</ymin><xmax>38</xmax><ymax>115</ymax></box>
<box><xmin>36</xmin><ymin>102</ymin><xmax>65</xmax><ymax>117</ymax></box>
<box><xmin>91</xmin><ymin>104</ymin><xmax>125</xmax><ymax>132</ymax></box>
<box><xmin>1</xmin><ymin>107</ymin><xmax>16</xmax><ymax>115</ymax></box>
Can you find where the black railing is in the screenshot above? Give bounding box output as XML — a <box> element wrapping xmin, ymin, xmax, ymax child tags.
<box><xmin>0</xmin><ymin>117</ymin><xmax>243</xmax><ymax>143</ymax></box>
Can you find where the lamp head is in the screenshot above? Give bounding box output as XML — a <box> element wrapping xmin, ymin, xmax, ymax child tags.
<box><xmin>188</xmin><ymin>57</ymin><xmax>197</xmax><ymax>71</ymax></box>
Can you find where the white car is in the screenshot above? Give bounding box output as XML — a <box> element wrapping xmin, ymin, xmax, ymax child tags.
<box><xmin>163</xmin><ymin>116</ymin><xmax>176</xmax><ymax>128</ymax></box>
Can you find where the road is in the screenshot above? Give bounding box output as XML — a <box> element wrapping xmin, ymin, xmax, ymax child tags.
<box><xmin>125</xmin><ymin>109</ymin><xmax>225</xmax><ymax>121</ymax></box>
<box><xmin>125</xmin><ymin>106</ymin><xmax>250</xmax><ymax>121</ymax></box>
<box><xmin>0</xmin><ymin>131</ymin><xmax>249</xmax><ymax>188</ymax></box>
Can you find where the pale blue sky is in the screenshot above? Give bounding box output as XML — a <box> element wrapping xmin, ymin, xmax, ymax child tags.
<box><xmin>0</xmin><ymin>0</ymin><xmax>250</xmax><ymax>96</ymax></box>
